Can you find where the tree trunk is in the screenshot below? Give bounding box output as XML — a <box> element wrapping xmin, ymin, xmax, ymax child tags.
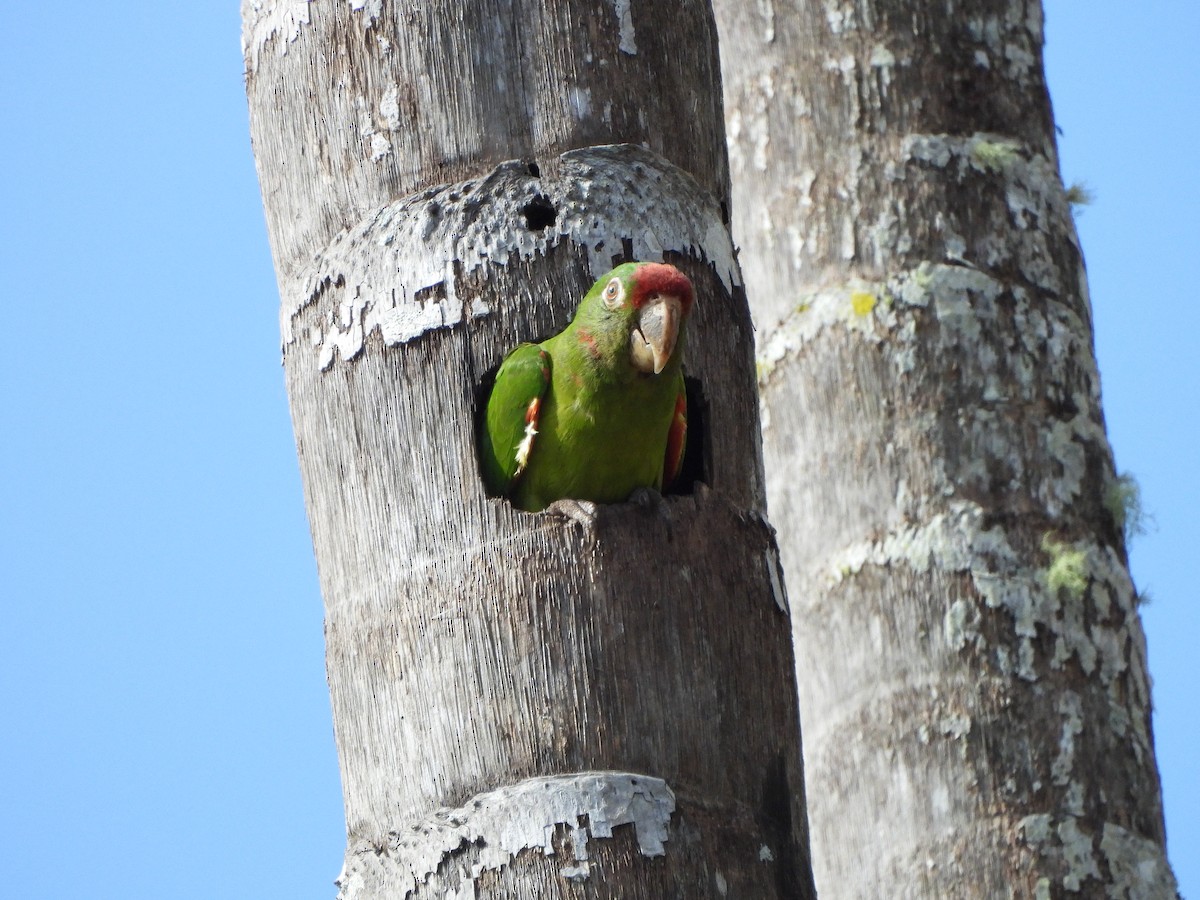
<box><xmin>713</xmin><ymin>0</ymin><xmax>1178</xmax><ymax>896</ymax></box>
<box><xmin>242</xmin><ymin>1</ymin><xmax>815</xmax><ymax>896</ymax></box>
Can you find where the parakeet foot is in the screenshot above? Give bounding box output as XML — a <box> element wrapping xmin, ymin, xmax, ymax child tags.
<box><xmin>545</xmin><ymin>498</ymin><xmax>600</xmax><ymax>529</ymax></box>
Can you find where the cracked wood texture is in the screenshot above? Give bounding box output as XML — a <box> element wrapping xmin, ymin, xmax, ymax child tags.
<box><xmin>712</xmin><ymin>0</ymin><xmax>1179</xmax><ymax>897</ymax></box>
<box><xmin>243</xmin><ymin>1</ymin><xmax>815</xmax><ymax>896</ymax></box>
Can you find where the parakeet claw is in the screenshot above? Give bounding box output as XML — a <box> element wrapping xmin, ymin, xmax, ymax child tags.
<box><xmin>627</xmin><ymin>486</ymin><xmax>664</xmax><ymax>509</ymax></box>
<box><xmin>545</xmin><ymin>498</ymin><xmax>600</xmax><ymax>529</ymax></box>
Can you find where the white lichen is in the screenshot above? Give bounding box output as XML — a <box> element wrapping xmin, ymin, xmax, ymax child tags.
<box><xmin>938</xmin><ymin>712</ymin><xmax>971</xmax><ymax>740</ymax></box>
<box><xmin>1099</xmin><ymin>823</ymin><xmax>1180</xmax><ymax>899</ymax></box>
<box><xmin>755</xmin><ymin>0</ymin><xmax>775</xmax><ymax>42</ymax></box>
<box><xmin>1020</xmin><ymin>814</ymin><xmax>1164</xmax><ymax>894</ymax></box>
<box><xmin>810</xmin><ymin>499</ymin><xmax>1145</xmax><ymax>710</ymax></box>
<box><xmin>379</xmin><ymin>85</ymin><xmax>402</xmax><ymax>130</ymax></box>
<box><xmin>368</xmin><ymin>132</ymin><xmax>391</xmax><ymax>161</ymax></box>
<box><xmin>1019</xmin><ymin>813</ymin><xmax>1053</xmax><ymax>844</ymax></box>
<box><xmin>760</xmin><ymin>258</ymin><xmax>1106</xmax><ymax>522</ymax></box>
<box><xmin>1050</xmin><ymin>692</ymin><xmax>1082</xmax><ymax>788</ymax></box>
<box><xmin>869</xmin><ymin>44</ymin><xmax>895</xmax><ymax>68</ymax></box>
<box><xmin>898</xmin><ymin>133</ymin><xmax>1075</xmax><ymax>290</ymax></box>
<box><xmin>1058</xmin><ymin>817</ymin><xmax>1101</xmax><ymax>890</ymax></box>
<box><xmin>1004</xmin><ymin>40</ymin><xmax>1036</xmax><ymax>79</ymax></box>
<box><xmin>944</xmin><ymin>598</ymin><xmax>981</xmax><ymax>652</ymax></box>
<box><xmin>823</xmin><ymin>0</ymin><xmax>854</xmax><ymax>34</ymax></box>
<box><xmin>756</xmin><ymin>278</ymin><xmax>898</xmax><ymax>382</ymax></box>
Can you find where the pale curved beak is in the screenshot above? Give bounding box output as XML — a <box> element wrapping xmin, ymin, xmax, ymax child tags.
<box><xmin>630</xmin><ymin>293</ymin><xmax>683</xmax><ymax>375</ymax></box>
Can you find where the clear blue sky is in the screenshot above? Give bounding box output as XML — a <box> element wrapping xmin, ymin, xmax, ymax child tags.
<box><xmin>1</xmin><ymin>3</ymin><xmax>1193</xmax><ymax>897</ymax></box>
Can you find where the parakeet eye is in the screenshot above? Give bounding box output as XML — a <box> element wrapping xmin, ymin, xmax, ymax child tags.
<box><xmin>602</xmin><ymin>278</ymin><xmax>624</xmax><ymax>309</ymax></box>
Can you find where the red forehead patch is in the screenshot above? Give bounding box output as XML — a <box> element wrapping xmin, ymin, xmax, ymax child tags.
<box><xmin>631</xmin><ymin>263</ymin><xmax>694</xmax><ymax>313</ymax></box>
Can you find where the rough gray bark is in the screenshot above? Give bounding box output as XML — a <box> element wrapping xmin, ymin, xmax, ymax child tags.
<box><xmin>242</xmin><ymin>1</ymin><xmax>815</xmax><ymax>896</ymax></box>
<box><xmin>713</xmin><ymin>0</ymin><xmax>1179</xmax><ymax>897</ymax></box>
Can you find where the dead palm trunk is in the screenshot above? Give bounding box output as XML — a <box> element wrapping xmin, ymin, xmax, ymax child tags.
<box><xmin>242</xmin><ymin>1</ymin><xmax>815</xmax><ymax>896</ymax></box>
<box><xmin>712</xmin><ymin>0</ymin><xmax>1178</xmax><ymax>896</ymax></box>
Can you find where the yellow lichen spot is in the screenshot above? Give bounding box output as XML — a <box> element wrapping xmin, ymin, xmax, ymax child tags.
<box><xmin>795</xmin><ymin>301</ymin><xmax>811</xmax><ymax>314</ymax></box>
<box><xmin>851</xmin><ymin>291</ymin><xmax>877</xmax><ymax>317</ymax></box>
<box><xmin>971</xmin><ymin>139</ymin><xmax>1020</xmax><ymax>172</ymax></box>
<box><xmin>1041</xmin><ymin>534</ymin><xmax>1088</xmax><ymax>600</ymax></box>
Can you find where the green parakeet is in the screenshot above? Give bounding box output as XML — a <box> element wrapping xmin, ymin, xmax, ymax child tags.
<box><xmin>480</xmin><ymin>261</ymin><xmax>693</xmax><ymax>512</ymax></box>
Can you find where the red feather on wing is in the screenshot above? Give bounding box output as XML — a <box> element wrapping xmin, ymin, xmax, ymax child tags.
<box><xmin>663</xmin><ymin>388</ymin><xmax>688</xmax><ymax>489</ymax></box>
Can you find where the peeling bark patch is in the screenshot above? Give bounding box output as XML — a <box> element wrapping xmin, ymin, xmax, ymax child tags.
<box><xmin>611</xmin><ymin>0</ymin><xmax>638</xmax><ymax>54</ymax></box>
<box><xmin>347</xmin><ymin>0</ymin><xmax>383</xmax><ymax>26</ymax></box>
<box><xmin>283</xmin><ymin>144</ymin><xmax>739</xmax><ymax>369</ymax></box>
<box><xmin>240</xmin><ymin>0</ymin><xmax>312</xmax><ymax>71</ymax></box>
<box><xmin>241</xmin><ymin>0</ymin><xmax>386</xmax><ymax>71</ymax></box>
<box><xmin>334</xmin><ymin>772</ymin><xmax>676</xmax><ymax>899</ymax></box>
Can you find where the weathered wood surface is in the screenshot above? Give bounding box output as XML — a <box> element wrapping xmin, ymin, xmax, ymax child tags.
<box><xmin>243</xmin><ymin>1</ymin><xmax>814</xmax><ymax>896</ymax></box>
<box><xmin>714</xmin><ymin>0</ymin><xmax>1178</xmax><ymax>896</ymax></box>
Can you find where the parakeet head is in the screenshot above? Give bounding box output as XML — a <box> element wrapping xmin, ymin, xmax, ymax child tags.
<box><xmin>571</xmin><ymin>261</ymin><xmax>694</xmax><ymax>377</ymax></box>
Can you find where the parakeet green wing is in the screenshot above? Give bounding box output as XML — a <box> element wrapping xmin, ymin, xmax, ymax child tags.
<box><xmin>480</xmin><ymin>343</ymin><xmax>551</xmax><ymax>496</ymax></box>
